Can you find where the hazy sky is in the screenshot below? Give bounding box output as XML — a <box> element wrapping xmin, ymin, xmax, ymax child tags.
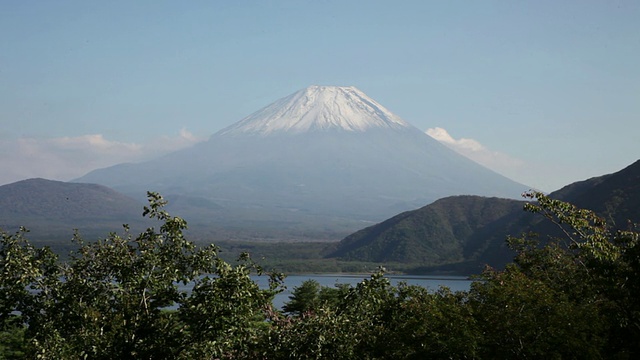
<box><xmin>1</xmin><ymin>1</ymin><xmax>638</xmax><ymax>192</ymax></box>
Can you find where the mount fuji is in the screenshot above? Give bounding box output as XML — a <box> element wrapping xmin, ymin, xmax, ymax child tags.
<box><xmin>218</xmin><ymin>86</ymin><xmax>409</xmax><ymax>135</ymax></box>
<box><xmin>75</xmin><ymin>86</ymin><xmax>527</xmax><ymax>240</ymax></box>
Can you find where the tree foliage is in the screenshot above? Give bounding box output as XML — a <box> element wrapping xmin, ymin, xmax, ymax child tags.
<box><xmin>0</xmin><ymin>192</ymin><xmax>282</xmax><ymax>359</ymax></box>
<box><xmin>467</xmin><ymin>191</ymin><xmax>640</xmax><ymax>359</ymax></box>
<box><xmin>273</xmin><ymin>191</ymin><xmax>640</xmax><ymax>359</ymax></box>
<box><xmin>282</xmin><ymin>280</ymin><xmax>349</xmax><ymax>316</ymax></box>
<box><xmin>2</xmin><ymin>190</ymin><xmax>639</xmax><ymax>358</ymax></box>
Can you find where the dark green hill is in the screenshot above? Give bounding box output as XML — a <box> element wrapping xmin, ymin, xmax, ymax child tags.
<box><xmin>0</xmin><ymin>178</ymin><xmax>146</xmax><ymax>243</ymax></box>
<box><xmin>549</xmin><ymin>159</ymin><xmax>640</xmax><ymax>228</ymax></box>
<box><xmin>325</xmin><ymin>196</ymin><xmax>525</xmax><ymax>266</ymax></box>
<box><xmin>327</xmin><ymin>159</ymin><xmax>640</xmax><ymax>274</ymax></box>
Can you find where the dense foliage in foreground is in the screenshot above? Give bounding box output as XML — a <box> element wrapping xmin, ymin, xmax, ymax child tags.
<box><xmin>1</xmin><ymin>192</ymin><xmax>639</xmax><ymax>359</ymax></box>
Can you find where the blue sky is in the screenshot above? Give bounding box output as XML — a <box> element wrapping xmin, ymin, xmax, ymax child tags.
<box><xmin>1</xmin><ymin>1</ymin><xmax>638</xmax><ymax>191</ymax></box>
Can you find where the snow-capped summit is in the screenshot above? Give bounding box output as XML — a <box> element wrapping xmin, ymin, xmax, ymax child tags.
<box><xmin>76</xmin><ymin>84</ymin><xmax>527</xmax><ymax>240</ymax></box>
<box><xmin>217</xmin><ymin>85</ymin><xmax>411</xmax><ymax>136</ymax></box>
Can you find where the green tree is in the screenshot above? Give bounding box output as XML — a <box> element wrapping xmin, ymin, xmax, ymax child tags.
<box><xmin>468</xmin><ymin>191</ymin><xmax>640</xmax><ymax>359</ymax></box>
<box><xmin>267</xmin><ymin>191</ymin><xmax>640</xmax><ymax>359</ymax></box>
<box><xmin>262</xmin><ymin>270</ymin><xmax>395</xmax><ymax>359</ymax></box>
<box><xmin>282</xmin><ymin>280</ymin><xmax>349</xmax><ymax>316</ymax></box>
<box><xmin>469</xmin><ymin>265</ymin><xmax>604</xmax><ymax>359</ymax></box>
<box><xmin>0</xmin><ymin>192</ymin><xmax>282</xmax><ymax>359</ymax></box>
<box><xmin>3</xmin><ymin>189</ymin><xmax>639</xmax><ymax>359</ymax></box>
<box><xmin>267</xmin><ymin>270</ymin><xmax>480</xmax><ymax>359</ymax></box>
<box><xmin>521</xmin><ymin>191</ymin><xmax>640</xmax><ymax>357</ymax></box>
<box><xmin>282</xmin><ymin>279</ymin><xmax>321</xmax><ymax>315</ymax></box>
<box><xmin>0</xmin><ymin>315</ymin><xmax>25</xmax><ymax>359</ymax></box>
<box><xmin>378</xmin><ymin>285</ymin><xmax>479</xmax><ymax>359</ymax></box>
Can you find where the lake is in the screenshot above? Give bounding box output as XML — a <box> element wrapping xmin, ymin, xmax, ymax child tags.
<box><xmin>251</xmin><ymin>274</ymin><xmax>474</xmax><ymax>310</ymax></box>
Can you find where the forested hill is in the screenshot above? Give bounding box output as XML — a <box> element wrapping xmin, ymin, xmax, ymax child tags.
<box><xmin>0</xmin><ymin>178</ymin><xmax>146</xmax><ymax>242</ymax></box>
<box><xmin>327</xmin><ymin>159</ymin><xmax>640</xmax><ymax>273</ymax></box>
<box><xmin>548</xmin><ymin>159</ymin><xmax>640</xmax><ymax>228</ymax></box>
<box><xmin>325</xmin><ymin>195</ymin><xmax>525</xmax><ymax>268</ymax></box>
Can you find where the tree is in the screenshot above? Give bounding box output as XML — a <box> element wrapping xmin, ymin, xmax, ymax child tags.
<box><xmin>261</xmin><ymin>270</ymin><xmax>395</xmax><ymax>359</ymax></box>
<box><xmin>378</xmin><ymin>285</ymin><xmax>480</xmax><ymax>359</ymax></box>
<box><xmin>0</xmin><ymin>192</ymin><xmax>283</xmax><ymax>359</ymax></box>
<box><xmin>282</xmin><ymin>280</ymin><xmax>321</xmax><ymax>315</ymax></box>
<box><xmin>268</xmin><ymin>269</ymin><xmax>480</xmax><ymax>359</ymax></box>
<box><xmin>282</xmin><ymin>280</ymin><xmax>349</xmax><ymax>316</ymax></box>
<box><xmin>468</xmin><ymin>191</ymin><xmax>640</xmax><ymax>359</ymax></box>
<box><xmin>520</xmin><ymin>191</ymin><xmax>640</xmax><ymax>357</ymax></box>
<box><xmin>469</xmin><ymin>265</ymin><xmax>605</xmax><ymax>359</ymax></box>
<box><xmin>3</xmin><ymin>189</ymin><xmax>639</xmax><ymax>359</ymax></box>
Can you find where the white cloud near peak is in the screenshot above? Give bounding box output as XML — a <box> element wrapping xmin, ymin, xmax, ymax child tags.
<box><xmin>426</xmin><ymin>127</ymin><xmax>531</xmax><ymax>186</ymax></box>
<box><xmin>426</xmin><ymin>127</ymin><xmax>485</xmax><ymax>152</ymax></box>
<box><xmin>0</xmin><ymin>129</ymin><xmax>206</xmax><ymax>186</ymax></box>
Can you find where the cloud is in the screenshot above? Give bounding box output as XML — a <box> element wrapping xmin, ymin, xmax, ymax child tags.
<box><xmin>425</xmin><ymin>127</ymin><xmax>485</xmax><ymax>152</ymax></box>
<box><xmin>0</xmin><ymin>129</ymin><xmax>205</xmax><ymax>185</ymax></box>
<box><xmin>426</xmin><ymin>127</ymin><xmax>530</xmax><ymax>184</ymax></box>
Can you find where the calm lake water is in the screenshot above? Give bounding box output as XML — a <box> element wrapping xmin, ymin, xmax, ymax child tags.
<box><xmin>251</xmin><ymin>274</ymin><xmax>474</xmax><ymax>310</ymax></box>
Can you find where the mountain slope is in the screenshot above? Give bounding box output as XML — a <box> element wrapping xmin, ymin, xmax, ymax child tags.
<box><xmin>327</xmin><ymin>159</ymin><xmax>640</xmax><ymax>273</ymax></box>
<box><xmin>326</xmin><ymin>196</ymin><xmax>525</xmax><ymax>265</ymax></box>
<box><xmin>0</xmin><ymin>178</ymin><xmax>146</xmax><ymax>242</ymax></box>
<box><xmin>549</xmin><ymin>159</ymin><xmax>640</xmax><ymax>227</ymax></box>
<box><xmin>75</xmin><ymin>85</ymin><xmax>527</xmax><ymax>238</ymax></box>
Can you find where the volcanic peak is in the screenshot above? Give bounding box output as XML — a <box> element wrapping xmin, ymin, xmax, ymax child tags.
<box><xmin>217</xmin><ymin>85</ymin><xmax>410</xmax><ymax>136</ymax></box>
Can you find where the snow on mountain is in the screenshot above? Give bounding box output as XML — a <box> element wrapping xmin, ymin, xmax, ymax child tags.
<box><xmin>217</xmin><ymin>85</ymin><xmax>410</xmax><ymax>135</ymax></box>
<box><xmin>75</xmin><ymin>85</ymin><xmax>528</xmax><ymax>240</ymax></box>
